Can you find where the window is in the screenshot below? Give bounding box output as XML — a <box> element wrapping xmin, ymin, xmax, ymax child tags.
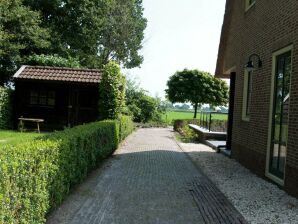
<box><xmin>245</xmin><ymin>0</ymin><xmax>256</xmax><ymax>11</ymax></box>
<box><xmin>30</xmin><ymin>90</ymin><xmax>39</xmax><ymax>105</ymax></box>
<box><xmin>267</xmin><ymin>46</ymin><xmax>292</xmax><ymax>183</ymax></box>
<box><xmin>242</xmin><ymin>71</ymin><xmax>253</xmax><ymax>121</ymax></box>
<box><xmin>30</xmin><ymin>89</ymin><xmax>55</xmax><ymax>106</ymax></box>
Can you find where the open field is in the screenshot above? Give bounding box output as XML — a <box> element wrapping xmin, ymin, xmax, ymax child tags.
<box><xmin>0</xmin><ymin>131</ymin><xmax>44</xmax><ymax>147</ymax></box>
<box><xmin>162</xmin><ymin>111</ymin><xmax>228</xmax><ymax>124</ymax></box>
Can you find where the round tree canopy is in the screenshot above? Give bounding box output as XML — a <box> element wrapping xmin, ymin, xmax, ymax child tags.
<box><xmin>165</xmin><ymin>69</ymin><xmax>229</xmax><ymax>118</ymax></box>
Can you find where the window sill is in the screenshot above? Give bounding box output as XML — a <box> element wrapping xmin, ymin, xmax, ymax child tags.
<box><xmin>265</xmin><ymin>172</ymin><xmax>284</xmax><ymax>186</ymax></box>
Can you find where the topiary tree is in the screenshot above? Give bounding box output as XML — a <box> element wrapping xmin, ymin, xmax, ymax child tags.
<box><xmin>165</xmin><ymin>69</ymin><xmax>229</xmax><ymax>118</ymax></box>
<box><xmin>98</xmin><ymin>62</ymin><xmax>126</xmax><ymax>120</ymax></box>
<box><xmin>0</xmin><ymin>87</ymin><xmax>13</xmax><ymax>129</ymax></box>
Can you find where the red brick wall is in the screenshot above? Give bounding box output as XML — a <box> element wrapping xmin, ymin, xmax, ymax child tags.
<box><xmin>220</xmin><ymin>0</ymin><xmax>298</xmax><ymax>197</ymax></box>
<box><xmin>232</xmin><ymin>143</ymin><xmax>267</xmax><ymax>178</ymax></box>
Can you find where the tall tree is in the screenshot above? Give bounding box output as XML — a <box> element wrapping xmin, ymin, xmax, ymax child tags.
<box><xmin>24</xmin><ymin>0</ymin><xmax>147</xmax><ymax>69</ymax></box>
<box><xmin>25</xmin><ymin>54</ymin><xmax>81</xmax><ymax>68</ymax></box>
<box><xmin>0</xmin><ymin>0</ymin><xmax>50</xmax><ymax>85</ymax></box>
<box><xmin>165</xmin><ymin>69</ymin><xmax>229</xmax><ymax>118</ymax></box>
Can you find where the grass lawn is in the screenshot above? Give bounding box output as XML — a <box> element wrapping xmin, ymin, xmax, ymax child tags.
<box><xmin>162</xmin><ymin>111</ymin><xmax>228</xmax><ymax>124</ymax></box>
<box><xmin>0</xmin><ymin>130</ymin><xmax>44</xmax><ymax>147</ymax></box>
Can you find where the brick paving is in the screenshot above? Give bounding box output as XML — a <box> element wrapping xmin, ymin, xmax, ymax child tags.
<box><xmin>47</xmin><ymin>128</ymin><xmax>247</xmax><ymax>224</ymax></box>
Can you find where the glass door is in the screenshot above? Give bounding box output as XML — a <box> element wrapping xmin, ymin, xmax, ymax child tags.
<box><xmin>269</xmin><ymin>51</ymin><xmax>292</xmax><ymax>180</ymax></box>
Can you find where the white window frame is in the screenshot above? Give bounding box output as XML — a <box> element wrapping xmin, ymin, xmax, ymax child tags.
<box><xmin>245</xmin><ymin>0</ymin><xmax>256</xmax><ymax>11</ymax></box>
<box><xmin>242</xmin><ymin>70</ymin><xmax>252</xmax><ymax>121</ymax></box>
<box><xmin>265</xmin><ymin>45</ymin><xmax>293</xmax><ymax>186</ymax></box>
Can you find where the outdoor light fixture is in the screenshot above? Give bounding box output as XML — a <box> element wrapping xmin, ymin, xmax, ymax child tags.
<box><xmin>245</xmin><ymin>53</ymin><xmax>262</xmax><ymax>72</ymax></box>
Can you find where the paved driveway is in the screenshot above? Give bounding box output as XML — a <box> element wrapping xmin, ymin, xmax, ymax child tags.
<box><xmin>47</xmin><ymin>128</ymin><xmax>246</xmax><ymax>224</ymax></box>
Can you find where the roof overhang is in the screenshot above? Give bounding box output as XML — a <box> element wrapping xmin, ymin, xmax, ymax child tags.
<box><xmin>13</xmin><ymin>65</ymin><xmax>27</xmax><ymax>78</ymax></box>
<box><xmin>13</xmin><ymin>65</ymin><xmax>102</xmax><ymax>84</ymax></box>
<box><xmin>215</xmin><ymin>0</ymin><xmax>235</xmax><ymax>80</ymax></box>
<box><xmin>215</xmin><ymin>65</ymin><xmax>236</xmax><ymax>79</ymax></box>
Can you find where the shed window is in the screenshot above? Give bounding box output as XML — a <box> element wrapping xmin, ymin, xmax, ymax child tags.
<box><xmin>30</xmin><ymin>89</ymin><xmax>55</xmax><ymax>106</ymax></box>
<box><xmin>30</xmin><ymin>90</ymin><xmax>39</xmax><ymax>104</ymax></box>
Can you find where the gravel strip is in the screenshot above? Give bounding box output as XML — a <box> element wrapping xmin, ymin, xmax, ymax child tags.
<box><xmin>179</xmin><ymin>142</ymin><xmax>298</xmax><ymax>224</ymax></box>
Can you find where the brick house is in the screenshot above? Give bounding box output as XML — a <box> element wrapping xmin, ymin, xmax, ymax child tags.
<box><xmin>13</xmin><ymin>66</ymin><xmax>102</xmax><ymax>130</ymax></box>
<box><xmin>215</xmin><ymin>0</ymin><xmax>298</xmax><ymax>197</ymax></box>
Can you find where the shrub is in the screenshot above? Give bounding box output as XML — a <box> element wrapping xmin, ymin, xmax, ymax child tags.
<box><xmin>125</xmin><ymin>75</ymin><xmax>164</xmax><ymax>123</ymax></box>
<box><xmin>173</xmin><ymin>119</ymin><xmax>200</xmax><ymax>132</ymax></box>
<box><xmin>177</xmin><ymin>125</ymin><xmax>198</xmax><ymax>143</ymax></box>
<box><xmin>0</xmin><ymin>140</ymin><xmax>60</xmax><ymax>224</ymax></box>
<box><xmin>0</xmin><ymin>87</ymin><xmax>13</xmax><ymax>129</ymax></box>
<box><xmin>98</xmin><ymin>62</ymin><xmax>126</xmax><ymax>120</ymax></box>
<box><xmin>44</xmin><ymin>121</ymin><xmax>119</xmax><ymax>208</ymax></box>
<box><xmin>126</xmin><ymin>93</ymin><xmax>163</xmax><ymax>123</ymax></box>
<box><xmin>172</xmin><ymin>119</ymin><xmax>199</xmax><ymax>143</ymax></box>
<box><xmin>118</xmin><ymin>116</ymin><xmax>135</xmax><ymax>142</ymax></box>
<box><xmin>0</xmin><ymin>117</ymin><xmax>134</xmax><ymax>223</ymax></box>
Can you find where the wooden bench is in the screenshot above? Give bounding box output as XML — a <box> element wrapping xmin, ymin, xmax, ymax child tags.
<box><xmin>18</xmin><ymin>117</ymin><xmax>44</xmax><ymax>133</ymax></box>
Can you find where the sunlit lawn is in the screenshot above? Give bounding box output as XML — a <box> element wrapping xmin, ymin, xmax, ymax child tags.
<box><xmin>0</xmin><ymin>130</ymin><xmax>44</xmax><ymax>147</ymax></box>
<box><xmin>162</xmin><ymin>111</ymin><xmax>228</xmax><ymax>124</ymax></box>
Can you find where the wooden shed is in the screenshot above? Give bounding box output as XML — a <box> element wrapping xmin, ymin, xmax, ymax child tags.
<box><xmin>13</xmin><ymin>66</ymin><xmax>102</xmax><ymax>130</ymax></box>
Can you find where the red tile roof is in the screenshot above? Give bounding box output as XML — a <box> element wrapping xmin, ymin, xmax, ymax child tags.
<box><xmin>13</xmin><ymin>66</ymin><xmax>102</xmax><ymax>83</ymax></box>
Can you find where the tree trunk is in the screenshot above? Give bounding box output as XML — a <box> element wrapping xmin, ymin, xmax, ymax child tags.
<box><xmin>194</xmin><ymin>102</ymin><xmax>198</xmax><ymax>118</ymax></box>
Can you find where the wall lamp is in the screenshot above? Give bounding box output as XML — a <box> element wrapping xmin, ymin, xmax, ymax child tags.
<box><xmin>245</xmin><ymin>53</ymin><xmax>262</xmax><ymax>72</ymax></box>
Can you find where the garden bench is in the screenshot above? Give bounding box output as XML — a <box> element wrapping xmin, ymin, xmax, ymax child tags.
<box><xmin>18</xmin><ymin>117</ymin><xmax>44</xmax><ymax>133</ymax></box>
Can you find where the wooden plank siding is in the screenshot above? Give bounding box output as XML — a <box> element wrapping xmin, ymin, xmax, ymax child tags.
<box><xmin>14</xmin><ymin>80</ymin><xmax>99</xmax><ymax>130</ymax></box>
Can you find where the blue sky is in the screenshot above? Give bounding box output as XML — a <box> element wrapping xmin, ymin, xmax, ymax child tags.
<box><xmin>125</xmin><ymin>0</ymin><xmax>226</xmax><ymax>98</ymax></box>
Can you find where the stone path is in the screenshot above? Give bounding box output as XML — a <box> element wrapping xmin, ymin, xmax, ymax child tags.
<box><xmin>47</xmin><ymin>128</ymin><xmax>247</xmax><ymax>224</ymax></box>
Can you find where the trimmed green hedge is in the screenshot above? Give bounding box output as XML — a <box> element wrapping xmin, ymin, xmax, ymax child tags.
<box><xmin>118</xmin><ymin>116</ymin><xmax>135</xmax><ymax>142</ymax></box>
<box><xmin>0</xmin><ymin>87</ymin><xmax>13</xmax><ymax>129</ymax></box>
<box><xmin>45</xmin><ymin>121</ymin><xmax>119</xmax><ymax>209</ymax></box>
<box><xmin>0</xmin><ymin>118</ymin><xmax>134</xmax><ymax>223</ymax></box>
<box><xmin>0</xmin><ymin>140</ymin><xmax>59</xmax><ymax>224</ymax></box>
